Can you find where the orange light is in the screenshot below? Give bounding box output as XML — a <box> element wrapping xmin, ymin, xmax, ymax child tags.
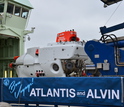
<box><xmin>9</xmin><ymin>63</ymin><xmax>13</xmax><ymax>68</ymax></box>
<box><xmin>35</xmin><ymin>49</ymin><xmax>39</xmax><ymax>55</ymax></box>
<box><xmin>14</xmin><ymin>56</ymin><xmax>19</xmax><ymax>60</ymax></box>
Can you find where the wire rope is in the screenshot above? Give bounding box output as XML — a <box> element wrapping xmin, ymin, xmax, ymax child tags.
<box><xmin>104</xmin><ymin>1</ymin><xmax>122</xmax><ymax>26</ymax></box>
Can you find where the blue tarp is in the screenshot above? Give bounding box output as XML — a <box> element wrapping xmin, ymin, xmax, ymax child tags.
<box><xmin>0</xmin><ymin>77</ymin><xmax>123</xmax><ymax>106</ymax></box>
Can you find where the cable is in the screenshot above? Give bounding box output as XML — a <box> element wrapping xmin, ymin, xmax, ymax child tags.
<box><xmin>100</xmin><ymin>34</ymin><xmax>118</xmax><ymax>47</ymax></box>
<box><xmin>104</xmin><ymin>1</ymin><xmax>122</xmax><ymax>26</ymax></box>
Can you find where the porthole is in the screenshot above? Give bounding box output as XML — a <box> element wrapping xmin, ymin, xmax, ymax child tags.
<box><xmin>53</xmin><ymin>64</ymin><xmax>59</xmax><ymax>71</ymax></box>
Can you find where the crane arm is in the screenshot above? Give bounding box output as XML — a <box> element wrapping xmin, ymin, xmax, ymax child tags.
<box><xmin>100</xmin><ymin>22</ymin><xmax>124</xmax><ymax>35</ymax></box>
<box><xmin>101</xmin><ymin>0</ymin><xmax>122</xmax><ymax>6</ymax></box>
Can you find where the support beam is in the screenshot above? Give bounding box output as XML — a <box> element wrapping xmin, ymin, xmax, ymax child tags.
<box><xmin>100</xmin><ymin>22</ymin><xmax>124</xmax><ymax>35</ymax></box>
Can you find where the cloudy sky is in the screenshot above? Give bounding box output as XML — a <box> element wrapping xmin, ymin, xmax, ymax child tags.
<box><xmin>25</xmin><ymin>0</ymin><xmax>124</xmax><ymax>50</ymax></box>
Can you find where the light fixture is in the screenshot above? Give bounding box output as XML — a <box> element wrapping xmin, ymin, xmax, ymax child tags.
<box><xmin>27</xmin><ymin>35</ymin><xmax>31</xmax><ymax>41</ymax></box>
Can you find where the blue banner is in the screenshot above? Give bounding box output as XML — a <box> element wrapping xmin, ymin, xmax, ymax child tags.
<box><xmin>1</xmin><ymin>77</ymin><xmax>123</xmax><ymax>106</ymax></box>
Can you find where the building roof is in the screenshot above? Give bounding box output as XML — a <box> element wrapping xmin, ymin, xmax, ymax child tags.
<box><xmin>13</xmin><ymin>0</ymin><xmax>33</xmax><ymax>9</ymax></box>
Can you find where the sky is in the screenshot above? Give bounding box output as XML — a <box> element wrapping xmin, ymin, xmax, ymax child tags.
<box><xmin>25</xmin><ymin>0</ymin><xmax>124</xmax><ymax>50</ymax></box>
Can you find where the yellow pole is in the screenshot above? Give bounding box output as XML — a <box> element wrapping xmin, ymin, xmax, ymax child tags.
<box><xmin>4</xmin><ymin>70</ymin><xmax>7</xmax><ymax>78</ymax></box>
<box><xmin>10</xmin><ymin>70</ymin><xmax>12</xmax><ymax>77</ymax></box>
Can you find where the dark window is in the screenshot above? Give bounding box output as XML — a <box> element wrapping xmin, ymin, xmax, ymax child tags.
<box><xmin>7</xmin><ymin>3</ymin><xmax>14</xmax><ymax>14</ymax></box>
<box><xmin>0</xmin><ymin>3</ymin><xmax>4</xmax><ymax>12</ymax></box>
<box><xmin>14</xmin><ymin>6</ymin><xmax>21</xmax><ymax>16</ymax></box>
<box><xmin>21</xmin><ymin>8</ymin><xmax>29</xmax><ymax>18</ymax></box>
